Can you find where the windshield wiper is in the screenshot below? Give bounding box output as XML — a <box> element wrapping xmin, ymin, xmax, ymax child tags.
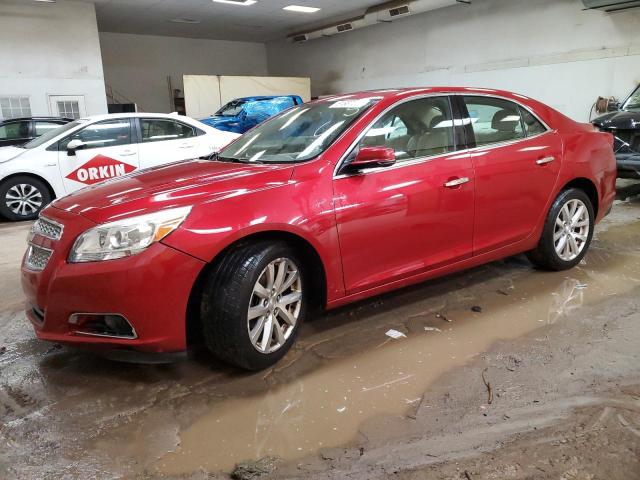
<box><xmin>203</xmin><ymin>152</ymin><xmax>264</xmax><ymax>164</ymax></box>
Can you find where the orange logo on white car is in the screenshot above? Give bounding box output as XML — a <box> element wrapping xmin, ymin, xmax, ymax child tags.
<box><xmin>66</xmin><ymin>155</ymin><xmax>136</xmax><ymax>185</ymax></box>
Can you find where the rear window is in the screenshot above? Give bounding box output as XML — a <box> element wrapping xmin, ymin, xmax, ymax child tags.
<box><xmin>463</xmin><ymin>96</ymin><xmax>524</xmax><ymax>146</ymax></box>
<box><xmin>0</xmin><ymin>121</ymin><xmax>30</xmax><ymax>140</ymax></box>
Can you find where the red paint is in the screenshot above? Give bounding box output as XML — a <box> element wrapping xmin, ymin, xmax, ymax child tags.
<box><xmin>23</xmin><ymin>88</ymin><xmax>617</xmax><ymax>354</ymax></box>
<box><xmin>66</xmin><ymin>154</ymin><xmax>136</xmax><ymax>185</ymax></box>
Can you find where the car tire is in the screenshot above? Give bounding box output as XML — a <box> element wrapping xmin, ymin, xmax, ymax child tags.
<box><xmin>200</xmin><ymin>241</ymin><xmax>306</xmax><ymax>371</ymax></box>
<box><xmin>527</xmin><ymin>188</ymin><xmax>595</xmax><ymax>271</ymax></box>
<box><xmin>0</xmin><ymin>176</ymin><xmax>52</xmax><ymax>221</ymax></box>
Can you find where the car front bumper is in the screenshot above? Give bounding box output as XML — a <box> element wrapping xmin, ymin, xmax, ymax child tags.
<box><xmin>616</xmin><ymin>152</ymin><xmax>640</xmax><ymax>179</ymax></box>
<box><xmin>21</xmin><ymin>206</ymin><xmax>205</xmax><ymax>353</ymax></box>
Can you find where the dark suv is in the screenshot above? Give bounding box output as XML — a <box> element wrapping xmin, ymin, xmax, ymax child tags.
<box><xmin>593</xmin><ymin>84</ymin><xmax>640</xmax><ymax>179</ymax></box>
<box><xmin>0</xmin><ymin>117</ymin><xmax>73</xmax><ymax>147</ymax></box>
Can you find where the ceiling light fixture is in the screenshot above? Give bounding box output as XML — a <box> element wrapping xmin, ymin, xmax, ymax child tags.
<box><xmin>212</xmin><ymin>0</ymin><xmax>257</xmax><ymax>5</ymax></box>
<box><xmin>283</xmin><ymin>5</ymin><xmax>320</xmax><ymax>13</ymax></box>
<box><xmin>33</xmin><ymin>0</ymin><xmax>56</xmax><ymax>3</ymax></box>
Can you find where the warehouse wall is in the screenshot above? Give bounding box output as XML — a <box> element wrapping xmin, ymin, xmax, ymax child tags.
<box><xmin>99</xmin><ymin>33</ymin><xmax>268</xmax><ymax>113</ymax></box>
<box><xmin>266</xmin><ymin>0</ymin><xmax>640</xmax><ymax>121</ymax></box>
<box><xmin>0</xmin><ymin>0</ymin><xmax>107</xmax><ymax>118</ymax></box>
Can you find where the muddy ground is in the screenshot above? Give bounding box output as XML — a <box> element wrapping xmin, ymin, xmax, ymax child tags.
<box><xmin>1</xmin><ymin>181</ymin><xmax>639</xmax><ymax>480</ymax></box>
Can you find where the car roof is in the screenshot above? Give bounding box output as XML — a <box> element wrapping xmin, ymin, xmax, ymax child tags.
<box><xmin>316</xmin><ymin>87</ymin><xmax>537</xmax><ymax>103</ymax></box>
<box><xmin>233</xmin><ymin>95</ymin><xmax>297</xmax><ymax>102</ymax></box>
<box><xmin>76</xmin><ymin>112</ymin><xmax>200</xmax><ymax>122</ymax></box>
<box><xmin>0</xmin><ymin>116</ymin><xmax>73</xmax><ymax>123</ymax></box>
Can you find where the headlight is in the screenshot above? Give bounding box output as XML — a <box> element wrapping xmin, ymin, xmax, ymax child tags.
<box><xmin>69</xmin><ymin>206</ymin><xmax>192</xmax><ymax>263</ymax></box>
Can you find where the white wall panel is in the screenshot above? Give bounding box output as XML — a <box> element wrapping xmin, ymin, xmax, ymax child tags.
<box><xmin>184</xmin><ymin>76</ymin><xmax>222</xmax><ymax>120</ymax></box>
<box><xmin>0</xmin><ymin>0</ymin><xmax>107</xmax><ymax>118</ymax></box>
<box><xmin>183</xmin><ymin>75</ymin><xmax>311</xmax><ymax>118</ymax></box>
<box><xmin>100</xmin><ymin>33</ymin><xmax>268</xmax><ymax>114</ymax></box>
<box><xmin>266</xmin><ymin>0</ymin><xmax>640</xmax><ymax>121</ymax></box>
<box><xmin>219</xmin><ymin>76</ymin><xmax>311</xmax><ymax>104</ymax></box>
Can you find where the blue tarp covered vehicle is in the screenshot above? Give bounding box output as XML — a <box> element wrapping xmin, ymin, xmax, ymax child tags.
<box><xmin>200</xmin><ymin>95</ymin><xmax>304</xmax><ymax>134</ymax></box>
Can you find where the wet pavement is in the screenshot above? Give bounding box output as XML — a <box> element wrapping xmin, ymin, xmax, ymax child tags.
<box><xmin>1</xmin><ymin>180</ymin><xmax>640</xmax><ymax>479</ymax></box>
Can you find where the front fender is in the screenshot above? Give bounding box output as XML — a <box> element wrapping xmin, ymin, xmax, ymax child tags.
<box><xmin>0</xmin><ymin>162</ymin><xmax>65</xmax><ymax>198</ymax></box>
<box><xmin>161</xmin><ymin>178</ymin><xmax>345</xmax><ymax>302</ymax></box>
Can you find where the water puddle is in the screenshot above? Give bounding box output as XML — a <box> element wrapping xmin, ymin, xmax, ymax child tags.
<box><xmin>156</xmin><ymin>221</ymin><xmax>640</xmax><ymax>474</ymax></box>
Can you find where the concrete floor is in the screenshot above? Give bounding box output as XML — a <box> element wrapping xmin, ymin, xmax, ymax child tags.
<box><xmin>1</xmin><ymin>181</ymin><xmax>639</xmax><ymax>479</ymax></box>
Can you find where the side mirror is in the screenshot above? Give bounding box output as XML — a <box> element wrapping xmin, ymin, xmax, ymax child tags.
<box><xmin>348</xmin><ymin>146</ymin><xmax>396</xmax><ymax>170</ymax></box>
<box><xmin>66</xmin><ymin>139</ymin><xmax>85</xmax><ymax>156</ymax></box>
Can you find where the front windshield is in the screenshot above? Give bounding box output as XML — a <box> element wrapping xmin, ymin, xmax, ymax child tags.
<box><xmin>218</xmin><ymin>97</ymin><xmax>378</xmax><ymax>163</ymax></box>
<box><xmin>216</xmin><ymin>100</ymin><xmax>247</xmax><ymax>117</ymax></box>
<box><xmin>21</xmin><ymin>120</ymin><xmax>83</xmax><ymax>149</ymax></box>
<box><xmin>623</xmin><ymin>84</ymin><xmax>640</xmax><ymax>111</ymax></box>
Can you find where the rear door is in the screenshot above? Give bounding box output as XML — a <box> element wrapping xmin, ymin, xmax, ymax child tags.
<box><xmin>136</xmin><ymin>118</ymin><xmax>202</xmax><ymax>169</ymax></box>
<box><xmin>333</xmin><ymin>95</ymin><xmax>474</xmax><ymax>294</ymax></box>
<box><xmin>57</xmin><ymin>118</ymin><xmax>139</xmax><ymax>193</ymax></box>
<box><xmin>459</xmin><ymin>95</ymin><xmax>562</xmax><ymax>255</ymax></box>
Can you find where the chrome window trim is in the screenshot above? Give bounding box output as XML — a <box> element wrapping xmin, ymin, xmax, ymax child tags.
<box><xmin>450</xmin><ymin>92</ymin><xmax>552</xmax><ymax>132</ymax></box>
<box><xmin>332</xmin><ymin>93</ymin><xmax>456</xmax><ymax>178</ymax></box>
<box><xmin>333</xmin><ymin>91</ymin><xmax>554</xmax><ymax>179</ymax></box>
<box><xmin>32</xmin><ymin>215</ymin><xmax>64</xmax><ymax>241</ymax></box>
<box><xmin>334</xmin><ymin>150</ymin><xmax>458</xmax><ymax>179</ymax></box>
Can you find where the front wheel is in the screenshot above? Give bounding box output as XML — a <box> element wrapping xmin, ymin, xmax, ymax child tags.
<box><xmin>200</xmin><ymin>241</ymin><xmax>306</xmax><ymax>370</ymax></box>
<box><xmin>527</xmin><ymin>188</ymin><xmax>594</xmax><ymax>271</ymax></box>
<box><xmin>0</xmin><ymin>176</ymin><xmax>52</xmax><ymax>221</ymax></box>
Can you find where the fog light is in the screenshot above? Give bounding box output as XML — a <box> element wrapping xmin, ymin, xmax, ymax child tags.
<box><xmin>69</xmin><ymin>313</ymin><xmax>137</xmax><ymax>339</ymax></box>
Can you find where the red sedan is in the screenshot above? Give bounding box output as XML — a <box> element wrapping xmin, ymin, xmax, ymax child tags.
<box><xmin>21</xmin><ymin>88</ymin><xmax>616</xmax><ymax>370</ymax></box>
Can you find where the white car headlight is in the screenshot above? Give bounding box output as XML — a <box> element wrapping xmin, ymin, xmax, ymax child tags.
<box><xmin>69</xmin><ymin>206</ymin><xmax>192</xmax><ymax>263</ymax></box>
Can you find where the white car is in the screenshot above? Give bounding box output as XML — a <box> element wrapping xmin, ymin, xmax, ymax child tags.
<box><xmin>0</xmin><ymin>113</ymin><xmax>240</xmax><ymax>221</ymax></box>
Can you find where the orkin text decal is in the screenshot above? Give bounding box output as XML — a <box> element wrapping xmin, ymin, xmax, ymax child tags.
<box><xmin>66</xmin><ymin>155</ymin><xmax>136</xmax><ymax>185</ymax></box>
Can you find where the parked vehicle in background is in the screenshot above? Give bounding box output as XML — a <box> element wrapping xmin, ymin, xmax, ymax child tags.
<box><xmin>0</xmin><ymin>117</ymin><xmax>73</xmax><ymax>147</ymax></box>
<box><xmin>593</xmin><ymin>83</ymin><xmax>640</xmax><ymax>178</ymax></box>
<box><xmin>0</xmin><ymin>113</ymin><xmax>239</xmax><ymax>221</ymax></box>
<box><xmin>200</xmin><ymin>95</ymin><xmax>303</xmax><ymax>134</ymax></box>
<box><xmin>22</xmin><ymin>88</ymin><xmax>616</xmax><ymax>370</ymax></box>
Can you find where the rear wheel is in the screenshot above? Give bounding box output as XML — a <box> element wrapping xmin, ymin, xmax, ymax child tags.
<box><xmin>200</xmin><ymin>241</ymin><xmax>306</xmax><ymax>370</ymax></box>
<box><xmin>0</xmin><ymin>176</ymin><xmax>51</xmax><ymax>221</ymax></box>
<box><xmin>527</xmin><ymin>188</ymin><xmax>594</xmax><ymax>271</ymax></box>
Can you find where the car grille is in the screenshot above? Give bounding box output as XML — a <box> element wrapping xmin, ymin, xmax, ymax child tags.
<box><xmin>32</xmin><ymin>216</ymin><xmax>63</xmax><ymax>241</ymax></box>
<box><xmin>25</xmin><ymin>244</ymin><xmax>53</xmax><ymax>271</ymax></box>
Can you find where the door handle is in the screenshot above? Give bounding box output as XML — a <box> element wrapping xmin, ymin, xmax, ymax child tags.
<box><xmin>119</xmin><ymin>151</ymin><xmax>136</xmax><ymax>156</ymax></box>
<box><xmin>536</xmin><ymin>156</ymin><xmax>555</xmax><ymax>165</ymax></box>
<box><xmin>179</xmin><ymin>144</ymin><xmax>195</xmax><ymax>149</ymax></box>
<box><xmin>444</xmin><ymin>177</ymin><xmax>470</xmax><ymax>188</ymax></box>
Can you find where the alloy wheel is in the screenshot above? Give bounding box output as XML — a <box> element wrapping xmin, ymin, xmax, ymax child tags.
<box><xmin>5</xmin><ymin>183</ymin><xmax>43</xmax><ymax>217</ymax></box>
<box><xmin>553</xmin><ymin>198</ymin><xmax>590</xmax><ymax>261</ymax></box>
<box><xmin>247</xmin><ymin>257</ymin><xmax>302</xmax><ymax>354</ymax></box>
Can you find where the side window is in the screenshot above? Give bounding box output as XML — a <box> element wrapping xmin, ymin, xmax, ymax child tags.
<box><xmin>35</xmin><ymin>121</ymin><xmax>63</xmax><ymax>136</ymax></box>
<box><xmin>0</xmin><ymin>121</ymin><xmax>30</xmax><ymax>140</ymax></box>
<box><xmin>519</xmin><ymin>107</ymin><xmax>547</xmax><ymax>137</ymax></box>
<box><xmin>359</xmin><ymin>96</ymin><xmax>455</xmax><ymax>162</ymax></box>
<box><xmin>463</xmin><ymin>96</ymin><xmax>524</xmax><ymax>146</ymax></box>
<box><xmin>140</xmin><ymin>119</ymin><xmax>196</xmax><ymax>143</ymax></box>
<box><xmin>61</xmin><ymin>119</ymin><xmax>132</xmax><ymax>150</ymax></box>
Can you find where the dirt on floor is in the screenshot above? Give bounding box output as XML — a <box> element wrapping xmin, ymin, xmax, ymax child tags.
<box><xmin>1</xmin><ymin>181</ymin><xmax>640</xmax><ymax>480</ymax></box>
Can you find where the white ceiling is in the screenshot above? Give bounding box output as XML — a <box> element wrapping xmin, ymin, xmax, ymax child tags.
<box><xmin>84</xmin><ymin>0</ymin><xmax>386</xmax><ymax>42</ymax></box>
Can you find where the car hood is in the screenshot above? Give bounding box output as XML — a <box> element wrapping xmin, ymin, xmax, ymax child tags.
<box><xmin>0</xmin><ymin>146</ymin><xmax>26</xmax><ymax>163</ymax></box>
<box><xmin>52</xmin><ymin>159</ymin><xmax>294</xmax><ymax>224</ymax></box>
<box><xmin>200</xmin><ymin>116</ymin><xmax>241</xmax><ymax>132</ymax></box>
<box><xmin>593</xmin><ymin>110</ymin><xmax>640</xmax><ymax>130</ymax></box>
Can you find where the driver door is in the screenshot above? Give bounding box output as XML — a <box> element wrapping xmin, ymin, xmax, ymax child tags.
<box><xmin>333</xmin><ymin>96</ymin><xmax>474</xmax><ymax>294</ymax></box>
<box><xmin>57</xmin><ymin>118</ymin><xmax>139</xmax><ymax>193</ymax></box>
